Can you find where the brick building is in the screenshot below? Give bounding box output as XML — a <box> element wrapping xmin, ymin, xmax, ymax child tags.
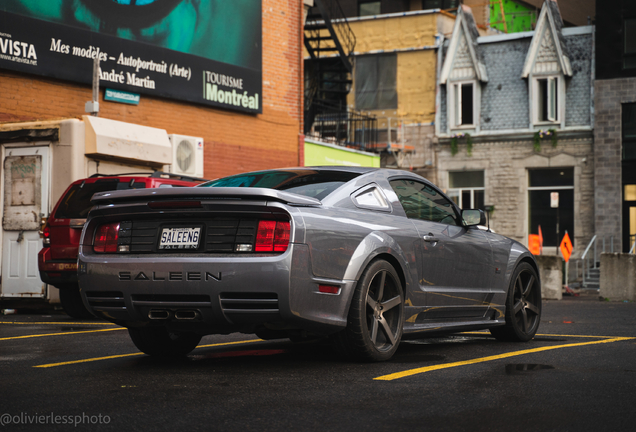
<box><xmin>1</xmin><ymin>0</ymin><xmax>304</xmax><ymax>179</ymax></box>
<box><xmin>0</xmin><ymin>0</ymin><xmax>305</xmax><ymax>303</ymax></box>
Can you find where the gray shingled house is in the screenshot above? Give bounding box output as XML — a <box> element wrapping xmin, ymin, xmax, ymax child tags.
<box><xmin>435</xmin><ymin>0</ymin><xmax>594</xmax><ymax>261</ymax></box>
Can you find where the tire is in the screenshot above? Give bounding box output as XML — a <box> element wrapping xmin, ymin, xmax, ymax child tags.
<box><xmin>128</xmin><ymin>327</ymin><xmax>202</xmax><ymax>357</ymax></box>
<box><xmin>59</xmin><ymin>285</ymin><xmax>94</xmax><ymax>319</ymax></box>
<box><xmin>333</xmin><ymin>259</ymin><xmax>404</xmax><ymax>362</ymax></box>
<box><xmin>490</xmin><ymin>262</ymin><xmax>542</xmax><ymax>342</ymax></box>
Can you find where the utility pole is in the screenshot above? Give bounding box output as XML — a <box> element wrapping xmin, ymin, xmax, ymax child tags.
<box><xmin>85</xmin><ymin>55</ymin><xmax>100</xmax><ymax>116</ymax></box>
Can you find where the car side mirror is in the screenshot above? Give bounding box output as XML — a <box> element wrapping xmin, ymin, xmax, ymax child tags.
<box><xmin>462</xmin><ymin>209</ymin><xmax>486</xmax><ymax>227</ymax></box>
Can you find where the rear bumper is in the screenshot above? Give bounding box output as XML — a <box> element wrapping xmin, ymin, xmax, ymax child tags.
<box><xmin>77</xmin><ymin>244</ymin><xmax>355</xmax><ymax>336</ymax></box>
<box><xmin>37</xmin><ymin>248</ymin><xmax>78</xmax><ymax>287</ymax></box>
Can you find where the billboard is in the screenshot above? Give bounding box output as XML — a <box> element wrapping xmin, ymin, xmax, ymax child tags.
<box><xmin>0</xmin><ymin>0</ymin><xmax>262</xmax><ymax>114</ymax></box>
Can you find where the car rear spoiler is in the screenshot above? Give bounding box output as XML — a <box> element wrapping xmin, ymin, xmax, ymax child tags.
<box><xmin>88</xmin><ymin>171</ymin><xmax>208</xmax><ymax>182</ymax></box>
<box><xmin>90</xmin><ymin>187</ymin><xmax>322</xmax><ymax>207</ymax></box>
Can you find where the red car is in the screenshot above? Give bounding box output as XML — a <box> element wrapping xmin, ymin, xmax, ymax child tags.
<box><xmin>38</xmin><ymin>172</ymin><xmax>205</xmax><ymax>318</ymax></box>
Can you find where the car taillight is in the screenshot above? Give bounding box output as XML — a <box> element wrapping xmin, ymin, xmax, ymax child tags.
<box><xmin>255</xmin><ymin>221</ymin><xmax>290</xmax><ymax>252</ymax></box>
<box><xmin>273</xmin><ymin>222</ymin><xmax>290</xmax><ymax>252</ymax></box>
<box><xmin>41</xmin><ymin>225</ymin><xmax>51</xmax><ymax>246</ymax></box>
<box><xmin>94</xmin><ymin>222</ymin><xmax>120</xmax><ymax>253</ymax></box>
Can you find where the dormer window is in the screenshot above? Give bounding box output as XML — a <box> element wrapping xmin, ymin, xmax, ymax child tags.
<box><xmin>521</xmin><ymin>2</ymin><xmax>572</xmax><ymax>128</ymax></box>
<box><xmin>439</xmin><ymin>7</ymin><xmax>488</xmax><ymax>133</ymax></box>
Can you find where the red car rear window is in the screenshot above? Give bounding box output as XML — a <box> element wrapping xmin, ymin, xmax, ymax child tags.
<box><xmin>55</xmin><ymin>180</ymin><xmax>147</xmax><ymax>219</ymax></box>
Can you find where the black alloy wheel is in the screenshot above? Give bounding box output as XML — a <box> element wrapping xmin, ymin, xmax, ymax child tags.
<box><xmin>334</xmin><ymin>259</ymin><xmax>404</xmax><ymax>362</ymax></box>
<box><xmin>491</xmin><ymin>262</ymin><xmax>542</xmax><ymax>342</ymax></box>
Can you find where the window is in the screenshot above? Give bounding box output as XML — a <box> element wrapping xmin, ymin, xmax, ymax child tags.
<box><xmin>624</xmin><ymin>18</ymin><xmax>636</xmax><ymax>69</ymax></box>
<box><xmin>533</xmin><ymin>76</ymin><xmax>560</xmax><ymax>124</ymax></box>
<box><xmin>358</xmin><ymin>1</ymin><xmax>381</xmax><ymax>16</ymax></box>
<box><xmin>448</xmin><ymin>171</ymin><xmax>484</xmax><ymax>210</ymax></box>
<box><xmin>622</xmin><ymin>104</ymin><xmax>636</xmax><ymax>251</ymax></box>
<box><xmin>625</xmin><ymin>185</ymin><xmax>636</xmax><ymax>251</ymax></box>
<box><xmin>450</xmin><ymin>81</ymin><xmax>475</xmax><ymax>128</ymax></box>
<box><xmin>355</xmin><ymin>54</ymin><xmax>397</xmax><ymax>111</ymax></box>
<box><xmin>390</xmin><ymin>179</ymin><xmax>459</xmax><ymax>225</ymax></box>
<box><xmin>622</xmin><ymin>103</ymin><xmax>636</xmax><ymax>161</ymax></box>
<box><xmin>537</xmin><ymin>77</ymin><xmax>557</xmax><ymax>122</ymax></box>
<box><xmin>352</xmin><ymin>186</ymin><xmax>390</xmax><ymax>211</ymax></box>
<box><xmin>422</xmin><ymin>0</ymin><xmax>460</xmax><ymax>10</ymax></box>
<box><xmin>528</xmin><ymin>168</ymin><xmax>574</xmax><ymax>247</ymax></box>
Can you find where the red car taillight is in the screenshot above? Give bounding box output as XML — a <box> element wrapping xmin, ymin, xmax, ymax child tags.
<box><xmin>94</xmin><ymin>222</ymin><xmax>120</xmax><ymax>253</ymax></box>
<box><xmin>255</xmin><ymin>221</ymin><xmax>290</xmax><ymax>252</ymax></box>
<box><xmin>41</xmin><ymin>225</ymin><xmax>51</xmax><ymax>246</ymax></box>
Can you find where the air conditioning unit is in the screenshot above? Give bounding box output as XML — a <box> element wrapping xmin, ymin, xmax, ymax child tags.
<box><xmin>168</xmin><ymin>134</ymin><xmax>204</xmax><ymax>178</ymax></box>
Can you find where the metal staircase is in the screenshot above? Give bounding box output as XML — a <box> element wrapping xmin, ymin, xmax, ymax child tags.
<box><xmin>577</xmin><ymin>235</ymin><xmax>617</xmax><ymax>291</ymax></box>
<box><xmin>304</xmin><ymin>0</ymin><xmax>356</xmax><ymax>136</ymax></box>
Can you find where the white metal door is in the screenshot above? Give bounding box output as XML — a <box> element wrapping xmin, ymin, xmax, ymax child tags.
<box><xmin>1</xmin><ymin>146</ymin><xmax>49</xmax><ymax>298</ymax></box>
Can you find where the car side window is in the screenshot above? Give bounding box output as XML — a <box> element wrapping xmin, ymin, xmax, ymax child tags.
<box><xmin>389</xmin><ymin>179</ymin><xmax>459</xmax><ymax>225</ymax></box>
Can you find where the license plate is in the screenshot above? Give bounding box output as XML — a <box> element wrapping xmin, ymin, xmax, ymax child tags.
<box><xmin>159</xmin><ymin>227</ymin><xmax>201</xmax><ymax>250</ymax></box>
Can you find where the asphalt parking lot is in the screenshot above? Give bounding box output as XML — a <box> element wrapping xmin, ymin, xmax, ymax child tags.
<box><xmin>1</xmin><ymin>296</ymin><xmax>635</xmax><ymax>432</ymax></box>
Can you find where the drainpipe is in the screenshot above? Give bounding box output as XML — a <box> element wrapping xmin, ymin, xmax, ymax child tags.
<box><xmin>435</xmin><ymin>33</ymin><xmax>444</xmax><ymax>138</ymax></box>
<box><xmin>300</xmin><ymin>1</ymin><xmax>314</xmax><ymax>166</ymax></box>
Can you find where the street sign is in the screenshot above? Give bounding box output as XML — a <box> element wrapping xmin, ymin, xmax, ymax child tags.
<box><xmin>551</xmin><ymin>192</ymin><xmax>559</xmax><ymax>208</ymax></box>
<box><xmin>560</xmin><ymin>231</ymin><xmax>573</xmax><ymax>263</ymax></box>
<box><xmin>105</xmin><ymin>88</ymin><xmax>140</xmax><ymax>105</ymax></box>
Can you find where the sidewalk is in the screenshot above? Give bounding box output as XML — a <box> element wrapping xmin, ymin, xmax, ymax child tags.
<box><xmin>561</xmin><ymin>285</ymin><xmax>602</xmax><ymax>301</ymax></box>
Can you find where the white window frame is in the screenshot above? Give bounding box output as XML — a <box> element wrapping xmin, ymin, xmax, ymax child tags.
<box><xmin>449</xmin><ymin>80</ymin><xmax>479</xmax><ymax>130</ymax></box>
<box><xmin>448</xmin><ymin>187</ymin><xmax>484</xmax><ymax>209</ymax></box>
<box><xmin>532</xmin><ymin>74</ymin><xmax>564</xmax><ymax>126</ymax></box>
<box><xmin>447</xmin><ymin>170</ymin><xmax>485</xmax><ymax>209</ymax></box>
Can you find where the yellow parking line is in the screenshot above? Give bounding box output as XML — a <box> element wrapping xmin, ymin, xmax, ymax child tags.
<box><xmin>34</xmin><ymin>338</ymin><xmax>264</xmax><ymax>368</ymax></box>
<box><xmin>534</xmin><ymin>333</ymin><xmax>623</xmax><ymax>339</ymax></box>
<box><xmin>0</xmin><ymin>321</ymin><xmax>116</xmax><ymax>326</ymax></box>
<box><xmin>0</xmin><ymin>327</ymin><xmax>126</xmax><ymax>341</ymax></box>
<box><xmin>35</xmin><ymin>352</ymin><xmax>145</xmax><ymax>368</ymax></box>
<box><xmin>462</xmin><ymin>331</ymin><xmax>623</xmax><ymax>339</ymax></box>
<box><xmin>375</xmin><ymin>337</ymin><xmax>636</xmax><ymax>381</ymax></box>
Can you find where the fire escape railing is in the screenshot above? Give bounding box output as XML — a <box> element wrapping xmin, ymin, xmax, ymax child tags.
<box><xmin>307</xmin><ymin>102</ymin><xmax>377</xmax><ymax>152</ymax></box>
<box><xmin>304</xmin><ymin>1</ymin><xmax>377</xmax><ymax>151</ymax></box>
<box><xmin>304</xmin><ymin>0</ymin><xmax>356</xmax><ymax>71</ymax></box>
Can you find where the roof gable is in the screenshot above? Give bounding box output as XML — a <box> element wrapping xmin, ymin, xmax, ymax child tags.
<box><xmin>440</xmin><ymin>5</ymin><xmax>488</xmax><ymax>84</ymax></box>
<box><xmin>521</xmin><ymin>0</ymin><xmax>572</xmax><ymax>78</ymax></box>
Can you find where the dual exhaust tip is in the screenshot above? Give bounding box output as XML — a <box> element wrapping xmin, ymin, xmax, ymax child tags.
<box><xmin>148</xmin><ymin>309</ymin><xmax>199</xmax><ymax>320</ymax></box>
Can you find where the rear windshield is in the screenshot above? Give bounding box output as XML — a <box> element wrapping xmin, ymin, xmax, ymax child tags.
<box><xmin>54</xmin><ymin>180</ymin><xmax>146</xmax><ymax>219</ymax></box>
<box><xmin>199</xmin><ymin>170</ymin><xmax>361</xmax><ymax>200</ymax></box>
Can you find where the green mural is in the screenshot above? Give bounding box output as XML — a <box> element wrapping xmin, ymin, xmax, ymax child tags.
<box><xmin>490</xmin><ymin>0</ymin><xmax>537</xmax><ymax>34</ymax></box>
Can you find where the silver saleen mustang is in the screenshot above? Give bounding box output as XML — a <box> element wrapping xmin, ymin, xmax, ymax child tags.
<box><xmin>78</xmin><ymin>167</ymin><xmax>541</xmax><ymax>361</ymax></box>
